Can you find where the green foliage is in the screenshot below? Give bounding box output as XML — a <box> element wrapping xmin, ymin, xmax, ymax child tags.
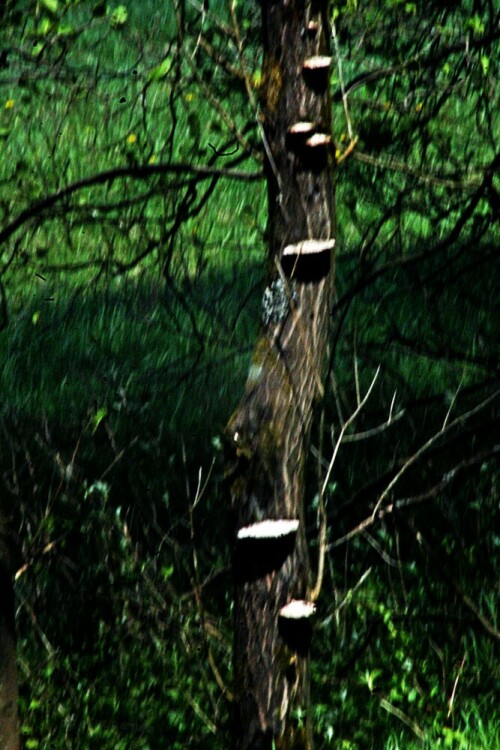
<box><xmin>108</xmin><ymin>4</ymin><xmax>127</xmax><ymax>28</ymax></box>
<box><xmin>0</xmin><ymin>0</ymin><xmax>498</xmax><ymax>748</ymax></box>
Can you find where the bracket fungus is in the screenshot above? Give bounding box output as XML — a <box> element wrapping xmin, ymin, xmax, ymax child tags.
<box><xmin>305</xmin><ymin>133</ymin><xmax>332</xmax><ymax>149</ymax></box>
<box><xmin>279</xmin><ymin>600</ymin><xmax>316</xmax><ymax>619</ymax></box>
<box><xmin>286</xmin><ymin>121</ymin><xmax>316</xmax><ymax>152</ymax></box>
<box><xmin>281</xmin><ymin>239</ymin><xmax>335</xmax><ymax>282</ymax></box>
<box><xmin>287</xmin><ymin>121</ymin><xmax>317</xmax><ymax>135</ymax></box>
<box><xmin>235</xmin><ymin>519</ymin><xmax>300</xmax><ymax>582</ymax></box>
<box><xmin>283</xmin><ymin>239</ymin><xmax>335</xmax><ymax>257</ymax></box>
<box><xmin>278</xmin><ymin>600</ymin><xmax>316</xmax><ymax>654</ymax></box>
<box><xmin>306</xmin><ymin>20</ymin><xmax>319</xmax><ymax>37</ymax></box>
<box><xmin>302</xmin><ymin>55</ymin><xmax>332</xmax><ymax>92</ymax></box>
<box><xmin>237</xmin><ymin>519</ymin><xmax>300</xmax><ymax>540</ymax></box>
<box><xmin>286</xmin><ymin>122</ymin><xmax>332</xmax><ymax>171</ymax></box>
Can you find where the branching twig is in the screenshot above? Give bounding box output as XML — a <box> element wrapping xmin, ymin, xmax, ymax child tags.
<box><xmin>311</xmin><ymin>367</ymin><xmax>382</xmax><ymax>601</ymax></box>
<box><xmin>447</xmin><ymin>652</ymin><xmax>466</xmax><ymax>718</ymax></box>
<box><xmin>329</xmin><ymin>442</ymin><xmax>500</xmax><ymax>551</ymax></box>
<box><xmin>353</xmin><ymin>150</ymin><xmax>483</xmax><ymax>190</ymax></box>
<box><xmin>0</xmin><ymin>159</ymin><xmax>262</xmax><ymax>250</ymax></box>
<box><xmin>321</xmin><ymin>367</ymin><xmax>381</xmax><ymax>499</ymax></box>
<box><xmin>370</xmin><ymin>387</ymin><xmax>500</xmax><ymax>522</ymax></box>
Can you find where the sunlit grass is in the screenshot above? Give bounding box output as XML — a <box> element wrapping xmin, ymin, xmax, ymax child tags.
<box><xmin>0</xmin><ymin>1</ymin><xmax>266</xmax><ymax>430</ymax></box>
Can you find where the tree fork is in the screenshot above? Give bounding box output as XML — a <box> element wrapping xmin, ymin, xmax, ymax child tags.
<box><xmin>227</xmin><ymin>2</ymin><xmax>335</xmax><ymax>748</ymax></box>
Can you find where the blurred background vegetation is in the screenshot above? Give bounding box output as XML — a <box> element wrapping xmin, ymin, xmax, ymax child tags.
<box><xmin>0</xmin><ymin>0</ymin><xmax>498</xmax><ymax>748</ymax></box>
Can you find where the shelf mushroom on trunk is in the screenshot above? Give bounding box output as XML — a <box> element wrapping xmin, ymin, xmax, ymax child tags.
<box><xmin>302</xmin><ymin>55</ymin><xmax>332</xmax><ymax>93</ymax></box>
<box><xmin>281</xmin><ymin>238</ymin><xmax>335</xmax><ymax>282</ymax></box>
<box><xmin>278</xmin><ymin>599</ymin><xmax>317</xmax><ymax>656</ymax></box>
<box><xmin>235</xmin><ymin>519</ymin><xmax>300</xmax><ymax>583</ymax></box>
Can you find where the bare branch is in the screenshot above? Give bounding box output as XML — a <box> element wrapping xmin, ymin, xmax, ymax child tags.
<box><xmin>321</xmin><ymin>367</ymin><xmax>381</xmax><ymax>499</ymax></box>
<box><xmin>329</xmin><ymin>443</ymin><xmax>500</xmax><ymax>550</ymax></box>
<box><xmin>0</xmin><ymin>159</ymin><xmax>262</xmax><ymax>251</ymax></box>
<box><xmin>353</xmin><ymin>150</ymin><xmax>484</xmax><ymax>190</ymax></box>
<box><xmin>371</xmin><ymin>388</ymin><xmax>500</xmax><ymax>521</ymax></box>
<box><xmin>311</xmin><ymin>367</ymin><xmax>381</xmax><ymax>602</ymax></box>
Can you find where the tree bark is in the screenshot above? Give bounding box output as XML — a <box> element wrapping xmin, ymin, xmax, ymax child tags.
<box><xmin>227</xmin><ymin>3</ymin><xmax>335</xmax><ymax>749</ymax></box>
<box><xmin>0</xmin><ymin>514</ymin><xmax>19</xmax><ymax>750</ymax></box>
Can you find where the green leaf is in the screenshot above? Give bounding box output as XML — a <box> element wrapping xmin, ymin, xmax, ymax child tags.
<box><xmin>38</xmin><ymin>17</ymin><xmax>53</xmax><ymax>35</ymax></box>
<box><xmin>109</xmin><ymin>4</ymin><xmax>128</xmax><ymax>28</ymax></box>
<box><xmin>147</xmin><ymin>56</ymin><xmax>172</xmax><ymax>83</ymax></box>
<box><xmin>91</xmin><ymin>406</ymin><xmax>108</xmax><ymax>433</ymax></box>
<box><xmin>39</xmin><ymin>0</ymin><xmax>59</xmax><ymax>15</ymax></box>
<box><xmin>161</xmin><ymin>565</ymin><xmax>174</xmax><ymax>580</ymax></box>
<box><xmin>467</xmin><ymin>14</ymin><xmax>485</xmax><ymax>34</ymax></box>
<box><xmin>31</xmin><ymin>41</ymin><xmax>44</xmax><ymax>57</ymax></box>
<box><xmin>56</xmin><ymin>24</ymin><xmax>77</xmax><ymax>37</ymax></box>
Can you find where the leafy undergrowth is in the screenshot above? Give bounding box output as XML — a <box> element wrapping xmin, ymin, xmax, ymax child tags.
<box><xmin>1</xmin><ymin>1</ymin><xmax>498</xmax><ymax>748</ymax></box>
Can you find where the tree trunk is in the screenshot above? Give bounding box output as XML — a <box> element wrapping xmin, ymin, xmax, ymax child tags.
<box><xmin>227</xmin><ymin>3</ymin><xmax>335</xmax><ymax>749</ymax></box>
<box><xmin>0</xmin><ymin>515</ymin><xmax>19</xmax><ymax>750</ymax></box>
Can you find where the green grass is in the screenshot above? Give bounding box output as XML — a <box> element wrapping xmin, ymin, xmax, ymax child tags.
<box><xmin>0</xmin><ymin>0</ymin><xmax>267</xmax><ymax>427</ymax></box>
<box><xmin>1</xmin><ymin>264</ymin><xmax>263</xmax><ymax>435</ymax></box>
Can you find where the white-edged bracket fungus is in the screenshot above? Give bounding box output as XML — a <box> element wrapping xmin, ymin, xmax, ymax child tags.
<box><xmin>286</xmin><ymin>125</ymin><xmax>332</xmax><ymax>170</ymax></box>
<box><xmin>302</xmin><ymin>55</ymin><xmax>331</xmax><ymax>92</ymax></box>
<box><xmin>286</xmin><ymin>122</ymin><xmax>317</xmax><ymax>153</ymax></box>
<box><xmin>281</xmin><ymin>239</ymin><xmax>335</xmax><ymax>282</ymax></box>
<box><xmin>237</xmin><ymin>519</ymin><xmax>299</xmax><ymax>540</ymax></box>
<box><xmin>306</xmin><ymin>21</ymin><xmax>319</xmax><ymax>35</ymax></box>
<box><xmin>286</xmin><ymin>124</ymin><xmax>332</xmax><ymax>170</ymax></box>
<box><xmin>305</xmin><ymin>133</ymin><xmax>332</xmax><ymax>148</ymax></box>
<box><xmin>303</xmin><ymin>55</ymin><xmax>332</xmax><ymax>72</ymax></box>
<box><xmin>278</xmin><ymin>599</ymin><xmax>316</xmax><ymax>654</ymax></box>
<box><xmin>279</xmin><ymin>600</ymin><xmax>316</xmax><ymax>620</ymax></box>
<box><xmin>235</xmin><ymin>520</ymin><xmax>300</xmax><ymax>582</ymax></box>
<box><xmin>287</xmin><ymin>121</ymin><xmax>316</xmax><ymax>136</ymax></box>
<box><xmin>283</xmin><ymin>239</ymin><xmax>335</xmax><ymax>257</ymax></box>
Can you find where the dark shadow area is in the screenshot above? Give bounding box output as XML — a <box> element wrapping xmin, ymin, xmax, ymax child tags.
<box><xmin>234</xmin><ymin>535</ymin><xmax>297</xmax><ymax>583</ymax></box>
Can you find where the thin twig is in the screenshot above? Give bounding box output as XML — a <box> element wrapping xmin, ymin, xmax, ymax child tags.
<box><xmin>0</xmin><ymin>160</ymin><xmax>262</xmax><ymax>249</ymax></box>
<box><xmin>331</xmin><ymin>16</ymin><xmax>354</xmax><ymax>140</ymax></box>
<box><xmin>311</xmin><ymin>368</ymin><xmax>381</xmax><ymax>601</ymax></box>
<box><xmin>340</xmin><ymin>407</ymin><xmax>405</xmax><ymax>443</ymax></box>
<box><xmin>442</xmin><ymin>371</ymin><xmax>465</xmax><ymax>431</ymax></box>
<box><xmin>321</xmin><ymin>367</ymin><xmax>381</xmax><ymax>499</ymax></box>
<box><xmin>371</xmin><ymin>388</ymin><xmax>500</xmax><ymax>522</ymax></box>
<box><xmin>379</xmin><ymin>697</ymin><xmax>425</xmax><ymax>741</ymax></box>
<box><xmin>353</xmin><ymin>330</ymin><xmax>360</xmax><ymax>407</ymax></box>
<box><xmin>353</xmin><ymin>150</ymin><xmax>483</xmax><ymax>190</ymax></box>
<box><xmin>331</xmin><ymin>567</ymin><xmax>372</xmax><ymax>619</ymax></box>
<box><xmin>447</xmin><ymin>652</ymin><xmax>467</xmax><ymax>718</ymax></box>
<box><xmin>329</xmin><ymin>443</ymin><xmax>500</xmax><ymax>550</ymax></box>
